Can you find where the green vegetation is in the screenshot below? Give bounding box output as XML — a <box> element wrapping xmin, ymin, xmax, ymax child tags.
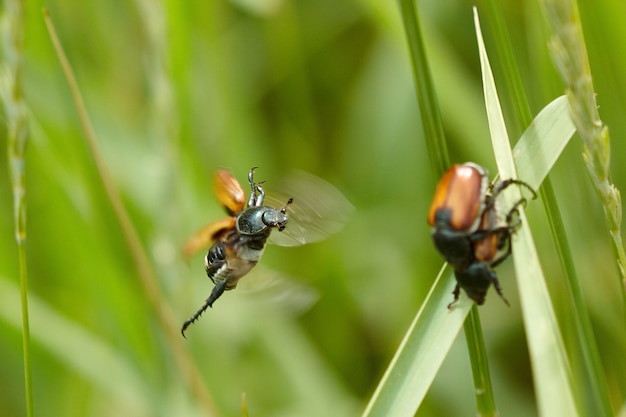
<box><xmin>1</xmin><ymin>1</ymin><xmax>625</xmax><ymax>416</ymax></box>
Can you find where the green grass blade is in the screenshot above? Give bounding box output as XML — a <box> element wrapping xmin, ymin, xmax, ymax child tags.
<box><xmin>464</xmin><ymin>309</ymin><xmax>497</xmax><ymax>415</ymax></box>
<box><xmin>361</xmin><ymin>266</ymin><xmax>471</xmax><ymax>417</ymax></box>
<box><xmin>397</xmin><ymin>0</ymin><xmax>449</xmax><ymax>174</ymax></box>
<box><xmin>512</xmin><ymin>96</ymin><xmax>575</xmax><ymax>189</ymax></box>
<box><xmin>475</xmin><ymin>8</ymin><xmax>579</xmax><ymax>416</ymax></box>
<box><xmin>481</xmin><ymin>0</ymin><xmax>533</xmax><ymax>133</ymax></box>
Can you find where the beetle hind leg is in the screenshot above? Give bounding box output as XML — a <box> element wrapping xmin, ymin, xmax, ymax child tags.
<box><xmin>492</xmin><ymin>275</ymin><xmax>510</xmax><ymax>306</ymax></box>
<box><xmin>206</xmin><ymin>277</ymin><xmax>229</xmax><ymax>307</ymax></box>
<box><xmin>181</xmin><ymin>278</ymin><xmax>229</xmax><ymax>337</ymax></box>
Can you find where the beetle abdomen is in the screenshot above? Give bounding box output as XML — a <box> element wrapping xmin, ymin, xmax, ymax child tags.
<box><xmin>205</xmin><ymin>232</ymin><xmax>268</xmax><ymax>293</ymax></box>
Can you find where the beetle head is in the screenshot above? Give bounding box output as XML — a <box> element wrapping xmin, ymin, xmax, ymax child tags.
<box><xmin>263</xmin><ymin>198</ymin><xmax>293</xmax><ymax>231</ymax></box>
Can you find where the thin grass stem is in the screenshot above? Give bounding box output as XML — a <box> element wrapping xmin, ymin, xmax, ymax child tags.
<box><xmin>398</xmin><ymin>0</ymin><xmax>449</xmax><ymax>176</ymax></box>
<box><xmin>42</xmin><ymin>9</ymin><xmax>218</xmax><ymax>416</ymax></box>
<box><xmin>541</xmin><ymin>0</ymin><xmax>626</xmax><ymax>313</ymax></box>
<box><xmin>464</xmin><ymin>310</ymin><xmax>497</xmax><ymax>416</ymax></box>
<box><xmin>1</xmin><ymin>0</ymin><xmax>34</xmax><ymax>415</ymax></box>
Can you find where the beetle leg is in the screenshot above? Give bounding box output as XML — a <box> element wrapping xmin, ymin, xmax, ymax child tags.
<box><xmin>470</xmin><ymin>196</ymin><xmax>528</xmax><ymax>245</ymax></box>
<box><xmin>181</xmin><ymin>241</ymin><xmax>230</xmax><ymax>337</ymax></box>
<box><xmin>447</xmin><ymin>284</ymin><xmax>461</xmax><ymax>309</ymax></box>
<box><xmin>471</xmin><ymin>197</ymin><xmax>526</xmax><ymax>268</ymax></box>
<box><xmin>491</xmin><ymin>273</ymin><xmax>510</xmax><ymax>306</ymax></box>
<box><xmin>256</xmin><ymin>181</ymin><xmax>266</xmax><ymax>206</ymax></box>
<box><xmin>248</xmin><ymin>167</ymin><xmax>259</xmax><ymax>207</ymax></box>
<box><xmin>499</xmin><ymin>196</ymin><xmax>527</xmax><ymax>233</ymax></box>
<box><xmin>206</xmin><ymin>277</ymin><xmax>229</xmax><ymax>307</ymax></box>
<box><xmin>184</xmin><ymin>239</ymin><xmax>230</xmax><ymax>337</ymax></box>
<box><xmin>181</xmin><ymin>278</ymin><xmax>229</xmax><ymax>338</ymax></box>
<box><xmin>469</xmin><ymin>226</ymin><xmax>509</xmax><ymax>244</ymax></box>
<box><xmin>485</xmin><ymin>178</ymin><xmax>536</xmax><ymax>213</ymax></box>
<box><xmin>492</xmin><ymin>178</ymin><xmax>536</xmax><ymax>200</ymax></box>
<box><xmin>505</xmin><ymin>197</ymin><xmax>527</xmax><ymax>224</ymax></box>
<box><xmin>494</xmin><ymin>198</ymin><xmax>525</xmax><ymax>248</ymax></box>
<box><xmin>490</xmin><ymin>236</ymin><xmax>512</xmax><ymax>268</ymax></box>
<box><xmin>247</xmin><ymin>167</ymin><xmax>268</xmax><ymax>207</ymax></box>
<box><xmin>248</xmin><ymin>166</ymin><xmax>258</xmax><ymax>188</ymax></box>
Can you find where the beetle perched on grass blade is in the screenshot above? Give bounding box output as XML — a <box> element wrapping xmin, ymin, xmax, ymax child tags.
<box><xmin>427</xmin><ymin>163</ymin><xmax>536</xmax><ymax>307</ymax></box>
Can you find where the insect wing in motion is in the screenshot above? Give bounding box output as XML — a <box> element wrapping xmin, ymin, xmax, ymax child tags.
<box><xmin>182</xmin><ymin>169</ymin><xmax>246</xmax><ymax>260</ymax></box>
<box><xmin>182</xmin><ymin>216</ymin><xmax>236</xmax><ymax>260</ymax></box>
<box><xmin>263</xmin><ymin>170</ymin><xmax>354</xmax><ymax>247</ymax></box>
<box><xmin>213</xmin><ymin>169</ymin><xmax>246</xmax><ymax>216</ymax></box>
<box><xmin>232</xmin><ymin>265</ymin><xmax>320</xmax><ymax>315</ymax></box>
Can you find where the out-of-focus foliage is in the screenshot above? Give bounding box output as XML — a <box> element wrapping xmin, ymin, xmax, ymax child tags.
<box><xmin>0</xmin><ymin>0</ymin><xmax>625</xmax><ymax>416</ymax></box>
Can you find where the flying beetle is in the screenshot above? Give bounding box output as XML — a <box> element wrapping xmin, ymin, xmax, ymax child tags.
<box><xmin>182</xmin><ymin>167</ymin><xmax>353</xmax><ymax>337</ymax></box>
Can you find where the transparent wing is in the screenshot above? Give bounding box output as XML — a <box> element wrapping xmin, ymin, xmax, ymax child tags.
<box><xmin>235</xmin><ymin>265</ymin><xmax>319</xmax><ymax>315</ymax></box>
<box><xmin>264</xmin><ymin>170</ymin><xmax>354</xmax><ymax>247</ymax></box>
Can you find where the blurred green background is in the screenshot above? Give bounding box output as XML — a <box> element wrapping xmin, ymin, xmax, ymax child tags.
<box><xmin>1</xmin><ymin>0</ymin><xmax>625</xmax><ymax>416</ymax></box>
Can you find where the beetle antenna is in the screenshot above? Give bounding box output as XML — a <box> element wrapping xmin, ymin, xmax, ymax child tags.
<box><xmin>281</xmin><ymin>198</ymin><xmax>294</xmax><ymax>214</ymax></box>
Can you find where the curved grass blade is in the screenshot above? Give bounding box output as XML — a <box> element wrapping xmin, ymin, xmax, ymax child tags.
<box><xmin>361</xmin><ymin>266</ymin><xmax>471</xmax><ymax>417</ymax></box>
<box><xmin>475</xmin><ymin>8</ymin><xmax>579</xmax><ymax>417</ymax></box>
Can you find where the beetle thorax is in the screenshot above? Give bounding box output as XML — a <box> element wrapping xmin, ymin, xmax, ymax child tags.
<box><xmin>236</xmin><ymin>206</ymin><xmax>288</xmax><ymax>235</ymax></box>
